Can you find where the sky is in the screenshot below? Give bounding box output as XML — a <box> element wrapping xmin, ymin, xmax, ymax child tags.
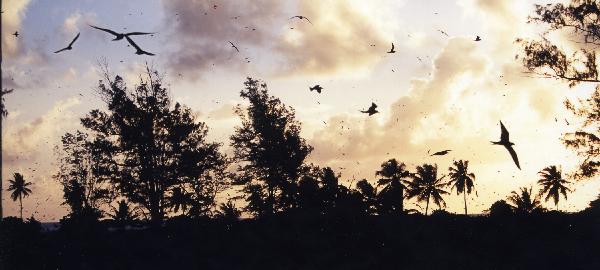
<box><xmin>2</xmin><ymin>0</ymin><xmax>600</xmax><ymax>221</ymax></box>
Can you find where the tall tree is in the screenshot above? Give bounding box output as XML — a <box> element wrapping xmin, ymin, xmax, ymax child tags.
<box><xmin>7</xmin><ymin>173</ymin><xmax>32</xmax><ymax>219</ymax></box>
<box><xmin>537</xmin><ymin>165</ymin><xmax>572</xmax><ymax>210</ymax></box>
<box><xmin>406</xmin><ymin>164</ymin><xmax>448</xmax><ymax>215</ymax></box>
<box><xmin>447</xmin><ymin>160</ymin><xmax>476</xmax><ymax>215</ymax></box>
<box><xmin>54</xmin><ymin>131</ymin><xmax>112</xmax><ymax>219</ymax></box>
<box><xmin>375</xmin><ymin>159</ymin><xmax>410</xmax><ymax>215</ymax></box>
<box><xmin>231</xmin><ymin>78</ymin><xmax>312</xmax><ymax>216</ymax></box>
<box><xmin>507</xmin><ymin>187</ymin><xmax>545</xmax><ymax>215</ymax></box>
<box><xmin>80</xmin><ymin>67</ymin><xmax>227</xmax><ymax>224</ymax></box>
<box><xmin>520</xmin><ymin>0</ymin><xmax>600</xmax><ymax>179</ymax></box>
<box><xmin>0</xmin><ymin>88</ymin><xmax>12</xmax><ymax>221</ymax></box>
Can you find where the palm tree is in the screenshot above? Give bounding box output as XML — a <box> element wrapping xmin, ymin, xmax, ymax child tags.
<box><xmin>448</xmin><ymin>160</ymin><xmax>476</xmax><ymax>215</ymax></box>
<box><xmin>7</xmin><ymin>173</ymin><xmax>33</xmax><ymax>219</ymax></box>
<box><xmin>168</xmin><ymin>187</ymin><xmax>191</xmax><ymax>215</ymax></box>
<box><xmin>507</xmin><ymin>187</ymin><xmax>544</xmax><ymax>215</ymax></box>
<box><xmin>537</xmin><ymin>165</ymin><xmax>572</xmax><ymax>210</ymax></box>
<box><xmin>375</xmin><ymin>159</ymin><xmax>411</xmax><ymax>214</ymax></box>
<box><xmin>406</xmin><ymin>164</ymin><xmax>449</xmax><ymax>215</ymax></box>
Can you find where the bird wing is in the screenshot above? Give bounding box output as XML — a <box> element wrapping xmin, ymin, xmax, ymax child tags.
<box><xmin>500</xmin><ymin>121</ymin><xmax>509</xmax><ymax>142</ymax></box>
<box><xmin>125</xmin><ymin>32</ymin><xmax>155</xmax><ymax>36</ymax></box>
<box><xmin>391</xmin><ymin>43</ymin><xmax>395</xmax><ymax>50</ymax></box>
<box><xmin>290</xmin><ymin>16</ymin><xmax>299</xmax><ymax>20</ymax></box>
<box><xmin>504</xmin><ymin>145</ymin><xmax>521</xmax><ymax>169</ymax></box>
<box><xmin>54</xmin><ymin>47</ymin><xmax>68</xmax><ymax>53</ymax></box>
<box><xmin>68</xmin><ymin>32</ymin><xmax>80</xmax><ymax>47</ymax></box>
<box><xmin>229</xmin><ymin>41</ymin><xmax>239</xmax><ymax>52</ymax></box>
<box><xmin>303</xmin><ymin>17</ymin><xmax>313</xmax><ymax>24</ymax></box>
<box><xmin>371</xmin><ymin>102</ymin><xmax>378</xmax><ymax>109</ymax></box>
<box><xmin>125</xmin><ymin>36</ymin><xmax>142</xmax><ymax>51</ymax></box>
<box><xmin>90</xmin><ymin>25</ymin><xmax>119</xmax><ymax>36</ymax></box>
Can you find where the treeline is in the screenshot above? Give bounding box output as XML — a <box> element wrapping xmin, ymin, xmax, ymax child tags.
<box><xmin>43</xmin><ymin>68</ymin><xmax>596</xmax><ymax>227</ymax></box>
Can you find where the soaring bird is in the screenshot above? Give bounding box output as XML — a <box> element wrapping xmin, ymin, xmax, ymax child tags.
<box><xmin>475</xmin><ymin>35</ymin><xmax>482</xmax><ymax>41</ymax></box>
<box><xmin>228</xmin><ymin>41</ymin><xmax>240</xmax><ymax>52</ymax></box>
<box><xmin>491</xmin><ymin>121</ymin><xmax>520</xmax><ymax>169</ymax></box>
<box><xmin>437</xmin><ymin>29</ymin><xmax>449</xmax><ymax>37</ymax></box>
<box><xmin>290</xmin><ymin>15</ymin><xmax>312</xmax><ymax>24</ymax></box>
<box><xmin>13</xmin><ymin>31</ymin><xmax>19</xmax><ymax>37</ymax></box>
<box><xmin>430</xmin><ymin>149</ymin><xmax>451</xmax><ymax>156</ymax></box>
<box><xmin>387</xmin><ymin>43</ymin><xmax>396</xmax><ymax>53</ymax></box>
<box><xmin>360</xmin><ymin>102</ymin><xmax>379</xmax><ymax>116</ymax></box>
<box><xmin>125</xmin><ymin>36</ymin><xmax>154</xmax><ymax>56</ymax></box>
<box><xmin>309</xmin><ymin>85</ymin><xmax>323</xmax><ymax>93</ymax></box>
<box><xmin>54</xmin><ymin>33</ymin><xmax>80</xmax><ymax>53</ymax></box>
<box><xmin>89</xmin><ymin>25</ymin><xmax>154</xmax><ymax>41</ymax></box>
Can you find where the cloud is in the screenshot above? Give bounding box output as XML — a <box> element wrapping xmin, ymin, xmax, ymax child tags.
<box><xmin>61</xmin><ymin>11</ymin><xmax>98</xmax><ymax>36</ymax></box>
<box><xmin>274</xmin><ymin>0</ymin><xmax>396</xmax><ymax>77</ymax></box>
<box><xmin>161</xmin><ymin>0</ymin><xmax>283</xmax><ymax>79</ymax></box>
<box><xmin>161</xmin><ymin>0</ymin><xmax>397</xmax><ymax>79</ymax></box>
<box><xmin>3</xmin><ymin>97</ymin><xmax>82</xmax><ymax>167</ymax></box>
<box><xmin>1</xmin><ymin>0</ymin><xmax>32</xmax><ymax>59</ymax></box>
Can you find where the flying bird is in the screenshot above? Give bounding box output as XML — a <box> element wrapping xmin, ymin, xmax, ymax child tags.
<box><xmin>13</xmin><ymin>31</ymin><xmax>19</xmax><ymax>37</ymax></box>
<box><xmin>290</xmin><ymin>15</ymin><xmax>312</xmax><ymax>24</ymax></box>
<box><xmin>228</xmin><ymin>41</ymin><xmax>240</xmax><ymax>52</ymax></box>
<box><xmin>475</xmin><ymin>35</ymin><xmax>482</xmax><ymax>41</ymax></box>
<box><xmin>125</xmin><ymin>36</ymin><xmax>154</xmax><ymax>56</ymax></box>
<box><xmin>309</xmin><ymin>85</ymin><xmax>323</xmax><ymax>93</ymax></box>
<box><xmin>54</xmin><ymin>32</ymin><xmax>80</xmax><ymax>53</ymax></box>
<box><xmin>491</xmin><ymin>121</ymin><xmax>521</xmax><ymax>169</ymax></box>
<box><xmin>437</xmin><ymin>29</ymin><xmax>449</xmax><ymax>37</ymax></box>
<box><xmin>89</xmin><ymin>25</ymin><xmax>154</xmax><ymax>41</ymax></box>
<box><xmin>360</xmin><ymin>102</ymin><xmax>379</xmax><ymax>116</ymax></box>
<box><xmin>430</xmin><ymin>150</ymin><xmax>451</xmax><ymax>156</ymax></box>
<box><xmin>387</xmin><ymin>43</ymin><xmax>396</xmax><ymax>53</ymax></box>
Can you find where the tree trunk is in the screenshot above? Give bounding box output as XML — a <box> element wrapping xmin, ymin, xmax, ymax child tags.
<box><xmin>425</xmin><ymin>197</ymin><xmax>430</xmax><ymax>216</ymax></box>
<box><xmin>19</xmin><ymin>193</ymin><xmax>23</xmax><ymax>220</ymax></box>
<box><xmin>399</xmin><ymin>185</ymin><xmax>404</xmax><ymax>214</ymax></box>
<box><xmin>464</xmin><ymin>190</ymin><xmax>468</xmax><ymax>215</ymax></box>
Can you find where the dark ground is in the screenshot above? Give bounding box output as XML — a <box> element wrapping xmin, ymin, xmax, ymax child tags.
<box><xmin>1</xmin><ymin>211</ymin><xmax>599</xmax><ymax>270</ymax></box>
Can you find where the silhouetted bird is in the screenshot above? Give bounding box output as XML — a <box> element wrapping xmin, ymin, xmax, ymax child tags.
<box><xmin>309</xmin><ymin>85</ymin><xmax>323</xmax><ymax>93</ymax></box>
<box><xmin>54</xmin><ymin>33</ymin><xmax>80</xmax><ymax>53</ymax></box>
<box><xmin>13</xmin><ymin>31</ymin><xmax>19</xmax><ymax>37</ymax></box>
<box><xmin>89</xmin><ymin>25</ymin><xmax>154</xmax><ymax>41</ymax></box>
<box><xmin>437</xmin><ymin>29</ymin><xmax>449</xmax><ymax>36</ymax></box>
<box><xmin>431</xmin><ymin>149</ymin><xmax>451</xmax><ymax>156</ymax></box>
<box><xmin>125</xmin><ymin>36</ymin><xmax>154</xmax><ymax>56</ymax></box>
<box><xmin>228</xmin><ymin>41</ymin><xmax>240</xmax><ymax>52</ymax></box>
<box><xmin>491</xmin><ymin>121</ymin><xmax>520</xmax><ymax>169</ymax></box>
<box><xmin>475</xmin><ymin>35</ymin><xmax>481</xmax><ymax>41</ymax></box>
<box><xmin>290</xmin><ymin>15</ymin><xmax>312</xmax><ymax>24</ymax></box>
<box><xmin>360</xmin><ymin>102</ymin><xmax>379</xmax><ymax>116</ymax></box>
<box><xmin>387</xmin><ymin>43</ymin><xmax>396</xmax><ymax>53</ymax></box>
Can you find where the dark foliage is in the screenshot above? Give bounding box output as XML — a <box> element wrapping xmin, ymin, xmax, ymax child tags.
<box><xmin>231</xmin><ymin>78</ymin><xmax>313</xmax><ymax>216</ymax></box>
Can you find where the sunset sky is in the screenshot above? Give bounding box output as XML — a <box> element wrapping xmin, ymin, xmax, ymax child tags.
<box><xmin>2</xmin><ymin>0</ymin><xmax>600</xmax><ymax>221</ymax></box>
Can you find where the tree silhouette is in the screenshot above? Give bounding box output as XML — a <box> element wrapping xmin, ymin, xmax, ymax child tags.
<box><xmin>7</xmin><ymin>173</ymin><xmax>32</xmax><ymax>219</ymax></box>
<box><xmin>488</xmin><ymin>199</ymin><xmax>514</xmax><ymax>217</ymax></box>
<box><xmin>166</xmin><ymin>187</ymin><xmax>192</xmax><ymax>216</ymax></box>
<box><xmin>79</xmin><ymin>67</ymin><xmax>227</xmax><ymax>225</ymax></box>
<box><xmin>54</xmin><ymin>131</ymin><xmax>111</xmax><ymax>219</ymax></box>
<box><xmin>356</xmin><ymin>179</ymin><xmax>377</xmax><ymax>215</ymax></box>
<box><xmin>447</xmin><ymin>160</ymin><xmax>476</xmax><ymax>215</ymax></box>
<box><xmin>507</xmin><ymin>187</ymin><xmax>545</xmax><ymax>215</ymax></box>
<box><xmin>375</xmin><ymin>159</ymin><xmax>410</xmax><ymax>215</ymax></box>
<box><xmin>520</xmin><ymin>1</ymin><xmax>600</xmax><ymax>179</ymax></box>
<box><xmin>0</xmin><ymin>88</ymin><xmax>13</xmax><ymax>221</ymax></box>
<box><xmin>108</xmin><ymin>199</ymin><xmax>139</xmax><ymax>227</ymax></box>
<box><xmin>537</xmin><ymin>166</ymin><xmax>572</xmax><ymax>210</ymax></box>
<box><xmin>215</xmin><ymin>200</ymin><xmax>241</xmax><ymax>221</ymax></box>
<box><xmin>231</xmin><ymin>78</ymin><xmax>312</xmax><ymax>216</ymax></box>
<box><xmin>405</xmin><ymin>164</ymin><xmax>448</xmax><ymax>215</ymax></box>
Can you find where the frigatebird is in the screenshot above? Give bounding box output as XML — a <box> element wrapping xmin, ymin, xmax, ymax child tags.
<box><xmin>491</xmin><ymin>121</ymin><xmax>521</xmax><ymax>169</ymax></box>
